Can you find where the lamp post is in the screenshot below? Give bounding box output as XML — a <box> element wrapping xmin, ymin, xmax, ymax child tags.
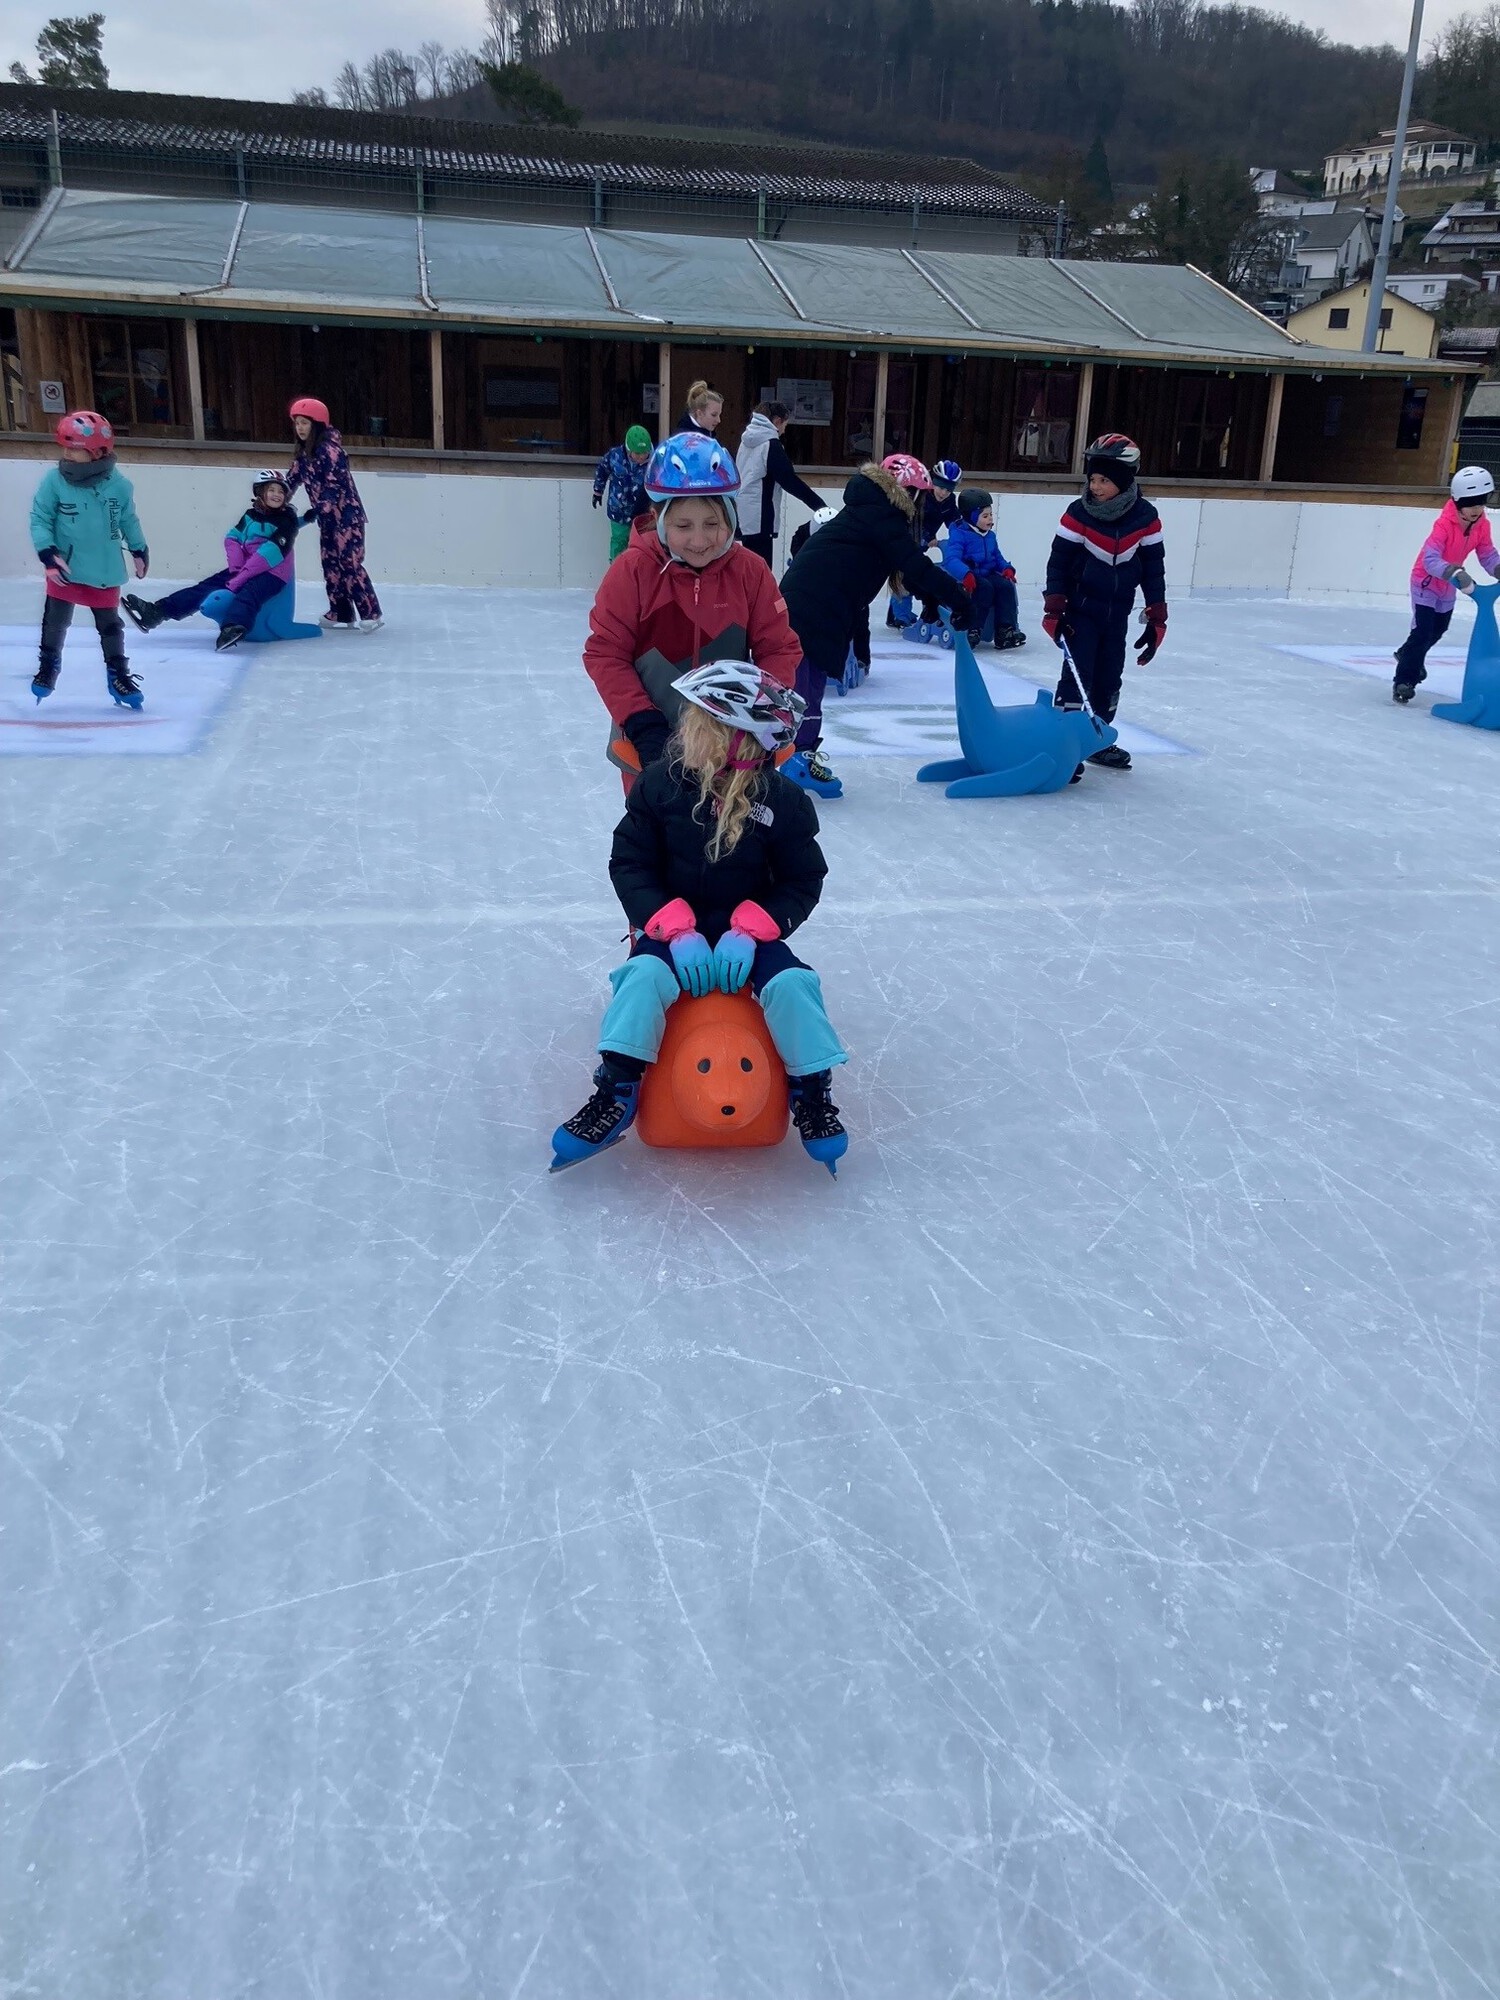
<box><xmin>1362</xmin><ymin>0</ymin><xmax>1425</xmax><ymax>352</ymax></box>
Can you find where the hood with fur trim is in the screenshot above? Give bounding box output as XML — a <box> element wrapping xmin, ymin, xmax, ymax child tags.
<box><xmin>851</xmin><ymin>462</ymin><xmax>916</xmax><ymax>519</ymax></box>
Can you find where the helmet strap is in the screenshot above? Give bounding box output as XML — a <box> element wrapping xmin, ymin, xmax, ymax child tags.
<box><xmin>723</xmin><ymin>730</ymin><xmax>765</xmax><ymax>772</ymax></box>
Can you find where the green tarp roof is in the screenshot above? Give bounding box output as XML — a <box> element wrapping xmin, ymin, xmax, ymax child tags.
<box><xmin>1</xmin><ymin>188</ymin><xmax>1437</xmax><ymax>374</ymax></box>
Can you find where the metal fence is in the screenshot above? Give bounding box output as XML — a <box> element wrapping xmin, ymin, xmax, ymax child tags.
<box><xmin>0</xmin><ymin>120</ymin><xmax>1054</xmax><ymax>256</ymax></box>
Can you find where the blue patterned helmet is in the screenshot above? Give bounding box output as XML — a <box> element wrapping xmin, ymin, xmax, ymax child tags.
<box><xmin>645</xmin><ymin>430</ymin><xmax>740</xmax><ymax>502</ymax></box>
<box><xmin>932</xmin><ymin>458</ymin><xmax>962</xmax><ymax>488</ymax></box>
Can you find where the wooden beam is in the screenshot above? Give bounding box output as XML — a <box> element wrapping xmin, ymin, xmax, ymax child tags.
<box><xmin>1070</xmin><ymin>361</ymin><xmax>1095</xmax><ymax>475</ymax></box>
<box><xmin>182</xmin><ymin>317</ymin><xmax>205</xmax><ymax>442</ymax></box>
<box><xmin>429</xmin><ymin>327</ymin><xmax>445</xmax><ymax>452</ymax></box>
<box><xmin>871</xmin><ymin>350</ymin><xmax>889</xmax><ymax>462</ymax></box>
<box><xmin>1439</xmin><ymin>375</ymin><xmax>1467</xmax><ymax>483</ymax></box>
<box><xmin>657</xmin><ymin>340</ymin><xmax>672</xmax><ymax>443</ymax></box>
<box><xmin>1259</xmin><ymin>372</ymin><xmax>1286</xmax><ymax>484</ymax></box>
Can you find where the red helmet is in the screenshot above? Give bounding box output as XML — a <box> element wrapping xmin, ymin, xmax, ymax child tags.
<box><xmin>881</xmin><ymin>452</ymin><xmax>931</xmax><ymax>492</ymax></box>
<box><xmin>289</xmin><ymin>396</ymin><xmax>330</xmax><ymax>425</ymax></box>
<box><xmin>55</xmin><ymin>410</ymin><xmax>114</xmax><ymax>458</ymax></box>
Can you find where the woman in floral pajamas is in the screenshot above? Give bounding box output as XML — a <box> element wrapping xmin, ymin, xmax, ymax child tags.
<box><xmin>284</xmin><ymin>397</ymin><xmax>383</xmax><ymax>631</ymax></box>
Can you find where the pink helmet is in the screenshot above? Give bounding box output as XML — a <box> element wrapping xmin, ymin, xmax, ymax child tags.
<box><xmin>55</xmin><ymin>410</ymin><xmax>114</xmax><ymax>458</ymax></box>
<box><xmin>289</xmin><ymin>396</ymin><xmax>330</xmax><ymax>425</ymax></box>
<box><xmin>881</xmin><ymin>452</ymin><xmax>931</xmax><ymax>492</ymax></box>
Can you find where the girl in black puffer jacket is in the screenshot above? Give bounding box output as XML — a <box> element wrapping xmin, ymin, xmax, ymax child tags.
<box><xmin>551</xmin><ymin>662</ymin><xmax>849</xmax><ymax>1175</ymax></box>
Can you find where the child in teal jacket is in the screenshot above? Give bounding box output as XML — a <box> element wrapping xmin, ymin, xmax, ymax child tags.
<box><xmin>29</xmin><ymin>410</ymin><xmax>150</xmax><ymax>708</ymax></box>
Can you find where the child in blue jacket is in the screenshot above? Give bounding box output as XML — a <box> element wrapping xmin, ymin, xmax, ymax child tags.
<box><xmin>125</xmin><ymin>472</ymin><xmax>300</xmax><ymax>650</ymax></box>
<box><xmin>593</xmin><ymin>426</ymin><xmax>654</xmax><ymax>561</ymax></box>
<box><xmin>29</xmin><ymin>409</ymin><xmax>149</xmax><ymax>707</ymax></box>
<box><xmin>941</xmin><ymin>489</ymin><xmax>1025</xmax><ymax>650</ymax></box>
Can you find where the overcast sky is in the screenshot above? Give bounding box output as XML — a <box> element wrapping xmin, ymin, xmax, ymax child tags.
<box><xmin>0</xmin><ymin>0</ymin><xmax>1467</xmax><ymax>102</ymax></box>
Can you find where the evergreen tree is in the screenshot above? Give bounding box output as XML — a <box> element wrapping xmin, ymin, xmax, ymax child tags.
<box><xmin>9</xmin><ymin>12</ymin><xmax>108</xmax><ymax>90</ymax></box>
<box><xmin>1084</xmin><ymin>133</ymin><xmax>1114</xmax><ymax>209</ymax></box>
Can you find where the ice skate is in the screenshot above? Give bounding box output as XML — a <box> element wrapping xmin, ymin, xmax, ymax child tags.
<box><xmin>122</xmin><ymin>593</ymin><xmax>164</xmax><ymax>633</ymax></box>
<box><xmin>780</xmin><ymin>746</ymin><xmax>843</xmax><ymax>799</ymax></box>
<box><xmin>106</xmin><ymin>660</ymin><xmax>143</xmax><ymax>710</ymax></box>
<box><xmin>995</xmin><ymin>625</ymin><xmax>1027</xmax><ymax>650</ymax></box>
<box><xmin>1086</xmin><ymin>744</ymin><xmax>1131</xmax><ymax>769</ymax></box>
<box><xmin>31</xmin><ymin>656</ymin><xmax>59</xmax><ymax>703</ymax></box>
<box><xmin>1392</xmin><ymin>681</ymin><xmax>1416</xmax><ymax>703</ymax></box>
<box><xmin>320</xmin><ymin>611</ymin><xmax>356</xmax><ymax>630</ymax></box>
<box><xmin>789</xmin><ymin>1070</ymin><xmax>847</xmax><ymax>1176</ymax></box>
<box><xmin>215</xmin><ymin>623</ymin><xmax>247</xmax><ymax>652</ymax></box>
<box><xmin>353</xmin><ymin>616</ymin><xmax>384</xmax><ymax>634</ymax></box>
<box><xmin>550</xmin><ymin>1059</ymin><xmax>642</xmax><ymax>1172</ymax></box>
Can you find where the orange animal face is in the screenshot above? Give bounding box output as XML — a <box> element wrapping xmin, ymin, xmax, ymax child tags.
<box><xmin>673</xmin><ymin>1019</ymin><xmax>775</xmax><ymax>1133</ymax></box>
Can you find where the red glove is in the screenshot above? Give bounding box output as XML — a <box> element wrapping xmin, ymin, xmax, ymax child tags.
<box><xmin>1000</xmin><ymin>566</ymin><xmax>1016</xmax><ymax>582</ymax></box>
<box><xmin>961</xmin><ymin>572</ymin><xmax>978</xmax><ymax>594</ymax></box>
<box><xmin>1042</xmin><ymin>594</ymin><xmax>1070</xmax><ymax>647</ymax></box>
<box><xmin>1135</xmin><ymin>603</ymin><xmax>1167</xmax><ymax>665</ymax></box>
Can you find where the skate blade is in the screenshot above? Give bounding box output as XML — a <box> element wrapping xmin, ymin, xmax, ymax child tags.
<box><xmin>549</xmin><ymin>1129</ymin><xmax>630</xmax><ymax>1174</ymax></box>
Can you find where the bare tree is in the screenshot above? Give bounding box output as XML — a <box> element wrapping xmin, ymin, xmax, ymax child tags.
<box><xmin>332</xmin><ymin>61</ymin><xmax>366</xmax><ymax>110</ymax></box>
<box><xmin>292</xmin><ymin>86</ymin><xmax>329</xmax><ymax>106</ymax></box>
<box><xmin>415</xmin><ymin>40</ymin><xmax>448</xmax><ymax>96</ymax></box>
<box><xmin>442</xmin><ymin>48</ymin><xmax>485</xmax><ymax>91</ymax></box>
<box><xmin>363</xmin><ymin>48</ymin><xmax>420</xmax><ymax>110</ymax></box>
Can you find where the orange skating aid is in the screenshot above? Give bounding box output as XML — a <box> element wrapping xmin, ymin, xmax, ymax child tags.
<box><xmin>636</xmin><ymin>989</ymin><xmax>790</xmax><ymax>1151</ymax></box>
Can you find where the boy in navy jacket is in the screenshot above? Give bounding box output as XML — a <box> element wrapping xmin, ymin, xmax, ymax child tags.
<box><xmin>1043</xmin><ymin>433</ymin><xmax>1166</xmax><ymax>772</ymax></box>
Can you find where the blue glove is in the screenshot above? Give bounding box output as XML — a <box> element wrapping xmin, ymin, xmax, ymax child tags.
<box><xmin>712</xmin><ymin>929</ymin><xmax>756</xmax><ymax>994</ymax></box>
<box><xmin>669</xmin><ymin>930</ymin><xmax>715</xmax><ymax>997</ymax></box>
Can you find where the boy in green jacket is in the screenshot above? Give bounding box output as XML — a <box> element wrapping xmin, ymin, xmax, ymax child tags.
<box><xmin>29</xmin><ymin>409</ymin><xmax>150</xmax><ymax>708</ymax></box>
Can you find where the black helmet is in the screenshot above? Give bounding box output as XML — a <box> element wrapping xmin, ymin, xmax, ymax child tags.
<box><xmin>1082</xmin><ymin>434</ymin><xmax>1141</xmax><ymax>489</ymax></box>
<box><xmin>958</xmin><ymin>487</ymin><xmax>994</xmax><ymax>522</ymax></box>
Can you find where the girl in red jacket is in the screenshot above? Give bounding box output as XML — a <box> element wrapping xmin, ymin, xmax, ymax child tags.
<box><xmin>583</xmin><ymin>432</ymin><xmax>802</xmax><ymax>786</ymax></box>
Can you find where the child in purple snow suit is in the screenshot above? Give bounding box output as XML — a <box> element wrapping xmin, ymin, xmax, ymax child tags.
<box><xmin>284</xmin><ymin>396</ymin><xmax>382</xmax><ymax>631</ymax></box>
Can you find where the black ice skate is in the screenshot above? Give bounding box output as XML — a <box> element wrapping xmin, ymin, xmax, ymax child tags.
<box><xmin>789</xmin><ymin>1070</ymin><xmax>848</xmax><ymax>1177</ymax></box>
<box><xmin>215</xmin><ymin>624</ymin><xmax>247</xmax><ymax>652</ymax></box>
<box><xmin>1392</xmin><ymin>681</ymin><xmax>1416</xmax><ymax>703</ymax></box>
<box><xmin>31</xmin><ymin>656</ymin><xmax>60</xmax><ymax>703</ymax></box>
<box><xmin>106</xmin><ymin>660</ymin><xmax>144</xmax><ymax>710</ymax></box>
<box><xmin>1087</xmin><ymin>744</ymin><xmax>1132</xmax><ymax>769</ymax></box>
<box><xmin>995</xmin><ymin>625</ymin><xmax>1028</xmax><ymax>650</ymax></box>
<box><xmin>122</xmin><ymin>594</ymin><xmax>164</xmax><ymax>633</ymax></box>
<box><xmin>550</xmin><ymin>1058</ymin><xmax>643</xmax><ymax>1172</ymax></box>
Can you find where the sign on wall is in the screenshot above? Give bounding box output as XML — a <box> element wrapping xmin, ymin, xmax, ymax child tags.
<box><xmin>38</xmin><ymin>379</ymin><xmax>65</xmax><ymax>414</ymax></box>
<box><xmin>776</xmin><ymin>378</ymin><xmax>834</xmax><ymax>426</ymax></box>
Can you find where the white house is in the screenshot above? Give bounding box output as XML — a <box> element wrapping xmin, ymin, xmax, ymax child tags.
<box><xmin>1250</xmin><ymin>168</ymin><xmax>1325</xmax><ymax>216</ymax></box>
<box><xmin>1323</xmin><ymin>121</ymin><xmax>1477</xmax><ymax>195</ymax></box>
<box><xmin>1281</xmin><ymin>210</ymin><xmax>1375</xmax><ymax>303</ymax></box>
<box><xmin>1384</xmin><ymin>269</ymin><xmax>1481</xmax><ymax>309</ymax></box>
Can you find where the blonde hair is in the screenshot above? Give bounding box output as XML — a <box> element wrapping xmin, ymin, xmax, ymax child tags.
<box><xmin>673</xmin><ymin>704</ymin><xmax>763</xmax><ymax>861</ymax></box>
<box><xmin>686</xmin><ymin>379</ymin><xmax>722</xmax><ymax>415</ymax></box>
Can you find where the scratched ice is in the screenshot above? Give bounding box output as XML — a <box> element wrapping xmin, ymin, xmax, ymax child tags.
<box><xmin>2</xmin><ymin>578</ymin><xmax>1498</xmax><ymax>2000</ymax></box>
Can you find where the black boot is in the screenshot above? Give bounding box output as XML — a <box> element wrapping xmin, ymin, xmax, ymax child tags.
<box><xmin>1392</xmin><ymin>681</ymin><xmax>1416</xmax><ymax>704</ymax></box>
<box><xmin>31</xmin><ymin>652</ymin><xmax>60</xmax><ymax>703</ymax></box>
<box><xmin>215</xmin><ymin>624</ymin><xmax>247</xmax><ymax>652</ymax></box>
<box><xmin>550</xmin><ymin>1056</ymin><xmax>645</xmax><ymax>1172</ymax></box>
<box><xmin>1087</xmin><ymin>744</ymin><xmax>1132</xmax><ymax>770</ymax></box>
<box><xmin>106</xmin><ymin>659</ymin><xmax>144</xmax><ymax>710</ymax></box>
<box><xmin>995</xmin><ymin>625</ymin><xmax>1027</xmax><ymax>650</ymax></box>
<box><xmin>789</xmin><ymin>1070</ymin><xmax>848</xmax><ymax>1176</ymax></box>
<box><xmin>122</xmin><ymin>594</ymin><xmax>165</xmax><ymax>633</ymax></box>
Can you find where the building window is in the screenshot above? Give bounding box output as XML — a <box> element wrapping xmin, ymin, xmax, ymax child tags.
<box><xmin>1009</xmin><ymin>365</ymin><xmax>1077</xmax><ymax>468</ymax></box>
<box><xmin>1397</xmin><ymin>384</ymin><xmax>1429</xmax><ymax>450</ymax></box>
<box><xmin>87</xmin><ymin>319</ymin><xmax>176</xmax><ymax>430</ymax></box>
<box><xmin>1171</xmin><ymin>375</ymin><xmax>1237</xmax><ymax>475</ymax></box>
<box><xmin>1328</xmin><ymin>308</ymin><xmax>1350</xmax><ymax>329</ymax></box>
<box><xmin>1379</xmin><ymin>308</ymin><xmax>1394</xmax><ymax>329</ymax></box>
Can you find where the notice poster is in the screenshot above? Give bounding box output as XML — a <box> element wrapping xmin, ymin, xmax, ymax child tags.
<box><xmin>776</xmin><ymin>378</ymin><xmax>834</xmax><ymax>426</ymax></box>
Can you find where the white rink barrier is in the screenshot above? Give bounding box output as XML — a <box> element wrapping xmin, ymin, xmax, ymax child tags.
<box><xmin>0</xmin><ymin>456</ymin><xmax>1435</xmax><ymax>603</ymax></box>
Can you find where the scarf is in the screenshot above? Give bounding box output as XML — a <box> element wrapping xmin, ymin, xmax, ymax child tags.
<box><xmin>1080</xmin><ymin>480</ymin><xmax>1137</xmax><ymax>524</ymax></box>
<box><xmin>59</xmin><ymin>451</ymin><xmax>117</xmax><ymax>486</ymax></box>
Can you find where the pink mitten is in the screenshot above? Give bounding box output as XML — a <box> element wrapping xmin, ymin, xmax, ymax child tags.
<box><xmin>729</xmin><ymin>900</ymin><xmax>780</xmax><ymax>942</ymax></box>
<box><xmin>644</xmin><ymin>897</ymin><xmax>696</xmax><ymax>942</ymax></box>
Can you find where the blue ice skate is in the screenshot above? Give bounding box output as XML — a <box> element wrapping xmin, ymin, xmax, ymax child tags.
<box><xmin>789</xmin><ymin>1070</ymin><xmax>848</xmax><ymax>1178</ymax></box>
<box><xmin>550</xmin><ymin>1064</ymin><xmax>641</xmax><ymax>1172</ymax></box>
<box><xmin>199</xmin><ymin>585</ymin><xmax>322</xmax><ymax>645</ymax></box>
<box><xmin>916</xmin><ymin>626</ymin><xmax>1114</xmax><ymax>798</ymax></box>
<box><xmin>779</xmin><ymin>748</ymin><xmax>844</xmax><ymax>799</ymax></box>
<box><xmin>1433</xmin><ymin>580</ymin><xmax>1500</xmax><ymax>731</ymax></box>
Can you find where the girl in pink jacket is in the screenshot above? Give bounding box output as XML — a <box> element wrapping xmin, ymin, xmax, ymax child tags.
<box><xmin>1395</xmin><ymin>466</ymin><xmax>1500</xmax><ymax>702</ymax></box>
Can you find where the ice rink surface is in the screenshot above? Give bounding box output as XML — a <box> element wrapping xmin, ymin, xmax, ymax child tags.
<box><xmin>3</xmin><ymin>580</ymin><xmax>1499</xmax><ymax>2000</ymax></box>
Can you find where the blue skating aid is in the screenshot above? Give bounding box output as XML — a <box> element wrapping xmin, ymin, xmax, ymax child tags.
<box><xmin>915</xmin><ymin>626</ymin><xmax>1116</xmax><ymax>798</ymax></box>
<box><xmin>888</xmin><ymin>592</ymin><xmax>917</xmax><ymax>628</ymax></box>
<box><xmin>199</xmin><ymin>583</ymin><xmax>322</xmax><ymax>644</ymax></box>
<box><xmin>1432</xmin><ymin>579</ymin><xmax>1500</xmax><ymax>730</ymax></box>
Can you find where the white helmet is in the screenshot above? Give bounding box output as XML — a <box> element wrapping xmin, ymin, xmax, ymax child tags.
<box><xmin>809</xmin><ymin>506</ymin><xmax>839</xmax><ymax>531</ymax></box>
<box><xmin>670</xmin><ymin>660</ymin><xmax>806</xmax><ymax>753</ymax></box>
<box><xmin>1451</xmin><ymin>465</ymin><xmax>1495</xmax><ymax>504</ymax></box>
